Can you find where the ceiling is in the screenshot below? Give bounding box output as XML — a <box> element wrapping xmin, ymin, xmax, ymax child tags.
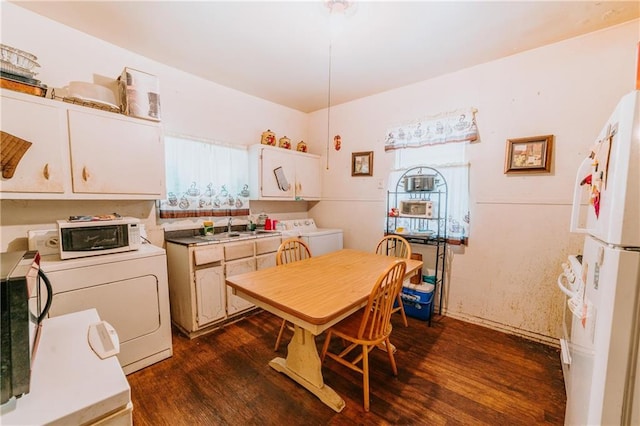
<box><xmin>12</xmin><ymin>1</ymin><xmax>640</xmax><ymax>113</ymax></box>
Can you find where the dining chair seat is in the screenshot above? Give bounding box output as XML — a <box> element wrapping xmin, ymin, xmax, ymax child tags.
<box><xmin>321</xmin><ymin>260</ymin><xmax>407</xmax><ymax>412</ymax></box>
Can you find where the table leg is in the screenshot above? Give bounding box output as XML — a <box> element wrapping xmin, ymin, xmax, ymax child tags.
<box><xmin>269</xmin><ymin>325</ymin><xmax>345</xmax><ymax>412</ymax></box>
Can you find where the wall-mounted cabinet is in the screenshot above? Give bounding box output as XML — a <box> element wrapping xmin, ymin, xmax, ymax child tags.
<box><xmin>67</xmin><ymin>109</ymin><xmax>164</xmax><ymax>197</ymax></box>
<box><xmin>0</xmin><ymin>93</ymin><xmax>69</xmax><ymax>194</ymax></box>
<box><xmin>1</xmin><ymin>89</ymin><xmax>165</xmax><ymax>200</ymax></box>
<box><xmin>248</xmin><ymin>144</ymin><xmax>321</xmax><ymax>200</ymax></box>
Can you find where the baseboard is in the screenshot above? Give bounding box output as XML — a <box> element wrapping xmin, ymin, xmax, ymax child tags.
<box><xmin>441</xmin><ymin>310</ymin><xmax>560</xmax><ymax>347</ymax></box>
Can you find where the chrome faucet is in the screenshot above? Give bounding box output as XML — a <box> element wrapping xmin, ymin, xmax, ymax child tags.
<box><xmin>227</xmin><ymin>217</ymin><xmax>232</xmax><ymax>233</ymax></box>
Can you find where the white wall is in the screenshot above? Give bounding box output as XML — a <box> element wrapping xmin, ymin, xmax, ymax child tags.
<box><xmin>0</xmin><ymin>3</ymin><xmax>310</xmax><ymax>249</ymax></box>
<box><xmin>308</xmin><ymin>20</ymin><xmax>639</xmax><ymax>343</ymax></box>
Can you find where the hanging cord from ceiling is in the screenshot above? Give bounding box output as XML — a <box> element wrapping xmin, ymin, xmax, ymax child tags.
<box><xmin>324</xmin><ymin>0</ymin><xmax>354</xmax><ymax>170</ymax></box>
<box><xmin>326</xmin><ymin>40</ymin><xmax>333</xmax><ymax>170</ymax></box>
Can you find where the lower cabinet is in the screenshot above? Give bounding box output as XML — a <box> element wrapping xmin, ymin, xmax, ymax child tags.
<box><xmin>194</xmin><ymin>264</ymin><xmax>226</xmax><ymax>327</ymax></box>
<box><xmin>166</xmin><ymin>235</ymin><xmax>281</xmax><ymax>338</ymax></box>
<box><xmin>167</xmin><ymin>243</ymin><xmax>226</xmax><ymax>336</ymax></box>
<box><xmin>225</xmin><ymin>257</ymin><xmax>256</xmax><ymax>316</ymax></box>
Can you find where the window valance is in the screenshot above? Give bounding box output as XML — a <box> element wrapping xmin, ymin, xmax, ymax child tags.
<box><xmin>384</xmin><ymin>108</ymin><xmax>478</xmax><ymax>152</ymax></box>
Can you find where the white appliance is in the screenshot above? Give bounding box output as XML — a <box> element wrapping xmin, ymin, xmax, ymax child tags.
<box><xmin>0</xmin><ymin>309</ymin><xmax>132</xmax><ymax>425</ymax></box>
<box><xmin>36</xmin><ymin>243</ymin><xmax>173</xmax><ymax>375</ymax></box>
<box><xmin>558</xmin><ymin>90</ymin><xmax>640</xmax><ymax>425</ymax></box>
<box><xmin>279</xmin><ymin>219</ymin><xmax>343</xmax><ymax>256</ymax></box>
<box><xmin>57</xmin><ymin>216</ymin><xmax>142</xmax><ymax>260</ymax></box>
<box><xmin>399</xmin><ymin>199</ymin><xmax>434</xmax><ymax>218</ymax></box>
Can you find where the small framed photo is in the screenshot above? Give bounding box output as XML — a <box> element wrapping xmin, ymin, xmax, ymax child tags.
<box><xmin>504</xmin><ymin>135</ymin><xmax>553</xmax><ymax>173</ymax></box>
<box><xmin>352</xmin><ymin>151</ymin><xmax>373</xmax><ymax>176</ymax></box>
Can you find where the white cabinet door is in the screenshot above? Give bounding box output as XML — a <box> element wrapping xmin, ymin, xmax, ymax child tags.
<box><xmin>67</xmin><ymin>109</ymin><xmax>165</xmax><ymax>197</ymax></box>
<box><xmin>259</xmin><ymin>148</ymin><xmax>296</xmax><ymax>198</ymax></box>
<box><xmin>295</xmin><ymin>154</ymin><xmax>321</xmax><ymax>200</ymax></box>
<box><xmin>225</xmin><ymin>257</ymin><xmax>256</xmax><ymax>315</ymax></box>
<box><xmin>0</xmin><ymin>94</ymin><xmax>69</xmax><ymax>195</ymax></box>
<box><xmin>249</xmin><ymin>145</ymin><xmax>321</xmax><ymax>200</ymax></box>
<box><xmin>195</xmin><ymin>265</ymin><xmax>226</xmax><ymax>327</ymax></box>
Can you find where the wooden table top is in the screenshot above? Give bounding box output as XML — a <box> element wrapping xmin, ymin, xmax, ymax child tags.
<box><xmin>226</xmin><ymin>249</ymin><xmax>422</xmax><ymax>327</ymax></box>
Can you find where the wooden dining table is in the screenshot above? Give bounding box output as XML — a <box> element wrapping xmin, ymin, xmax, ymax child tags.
<box><xmin>225</xmin><ymin>248</ymin><xmax>423</xmax><ymax>412</ymax></box>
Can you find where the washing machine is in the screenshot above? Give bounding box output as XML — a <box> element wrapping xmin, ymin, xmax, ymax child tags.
<box><xmin>279</xmin><ymin>219</ymin><xmax>343</xmax><ymax>256</ymax></box>
<box><xmin>36</xmin><ymin>244</ymin><xmax>173</xmax><ymax>374</ymax></box>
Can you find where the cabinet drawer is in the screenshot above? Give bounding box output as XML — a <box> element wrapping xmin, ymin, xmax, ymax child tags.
<box><xmin>256</xmin><ymin>236</ymin><xmax>282</xmax><ymax>255</ymax></box>
<box><xmin>224</xmin><ymin>241</ymin><xmax>255</xmax><ymax>261</ymax></box>
<box><xmin>193</xmin><ymin>245</ymin><xmax>224</xmax><ymax>266</ymax></box>
<box><xmin>225</xmin><ymin>257</ymin><xmax>256</xmax><ymax>277</ymax></box>
<box><xmin>256</xmin><ymin>252</ymin><xmax>277</xmax><ymax>270</ymax></box>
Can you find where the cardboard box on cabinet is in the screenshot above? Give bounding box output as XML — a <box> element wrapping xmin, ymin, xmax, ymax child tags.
<box><xmin>118</xmin><ymin>67</ymin><xmax>161</xmax><ymax>122</ymax></box>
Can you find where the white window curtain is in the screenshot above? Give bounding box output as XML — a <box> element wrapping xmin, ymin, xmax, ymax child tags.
<box><xmin>392</xmin><ymin>142</ymin><xmax>470</xmax><ymax>243</ymax></box>
<box><xmin>159</xmin><ymin>135</ymin><xmax>250</xmax><ymax>219</ymax></box>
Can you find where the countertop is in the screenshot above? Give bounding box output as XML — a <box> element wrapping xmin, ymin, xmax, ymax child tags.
<box><xmin>165</xmin><ymin>229</ymin><xmax>281</xmax><ymax>246</ymax></box>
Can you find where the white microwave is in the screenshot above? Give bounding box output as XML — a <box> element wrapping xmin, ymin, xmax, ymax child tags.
<box><xmin>57</xmin><ymin>217</ymin><xmax>141</xmax><ymax>260</ymax></box>
<box><xmin>399</xmin><ymin>200</ymin><xmax>433</xmax><ymax>218</ymax></box>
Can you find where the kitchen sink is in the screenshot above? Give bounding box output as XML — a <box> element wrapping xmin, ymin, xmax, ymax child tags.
<box><xmin>216</xmin><ymin>232</ymin><xmax>244</xmax><ymax>238</ymax></box>
<box><xmin>242</xmin><ymin>230</ymin><xmax>276</xmax><ymax>236</ymax></box>
<box><xmin>195</xmin><ymin>232</ymin><xmax>242</xmax><ymax>241</ymax></box>
<box><xmin>194</xmin><ymin>230</ymin><xmax>278</xmax><ymax>242</ymax></box>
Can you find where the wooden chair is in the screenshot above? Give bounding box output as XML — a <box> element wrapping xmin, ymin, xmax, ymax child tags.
<box><xmin>320</xmin><ymin>260</ymin><xmax>407</xmax><ymax>412</ymax></box>
<box><xmin>273</xmin><ymin>237</ymin><xmax>312</xmax><ymax>351</ymax></box>
<box><xmin>375</xmin><ymin>235</ymin><xmax>412</xmax><ymax>327</ymax></box>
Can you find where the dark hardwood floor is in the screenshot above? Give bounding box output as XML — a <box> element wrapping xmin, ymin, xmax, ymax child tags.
<box><xmin>127</xmin><ymin>311</ymin><xmax>566</xmax><ymax>425</ymax></box>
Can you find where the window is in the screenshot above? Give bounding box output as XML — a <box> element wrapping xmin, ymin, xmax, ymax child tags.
<box><xmin>385</xmin><ymin>108</ymin><xmax>476</xmax><ymax>243</ymax></box>
<box><xmin>159</xmin><ymin>135</ymin><xmax>250</xmax><ymax>219</ymax></box>
<box><xmin>392</xmin><ymin>143</ymin><xmax>470</xmax><ymax>242</ymax></box>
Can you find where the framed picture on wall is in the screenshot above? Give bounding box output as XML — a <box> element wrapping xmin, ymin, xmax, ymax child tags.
<box><xmin>504</xmin><ymin>135</ymin><xmax>553</xmax><ymax>173</ymax></box>
<box><xmin>352</xmin><ymin>151</ymin><xmax>373</xmax><ymax>176</ymax></box>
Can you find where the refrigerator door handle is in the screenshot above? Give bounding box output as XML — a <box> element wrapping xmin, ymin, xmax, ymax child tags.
<box><xmin>557</xmin><ymin>272</ymin><xmax>577</xmax><ymax>298</ymax></box>
<box><xmin>570</xmin><ymin>156</ymin><xmax>594</xmax><ymax>234</ymax></box>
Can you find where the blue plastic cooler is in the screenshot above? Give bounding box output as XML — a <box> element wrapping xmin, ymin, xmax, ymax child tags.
<box><xmin>400</xmin><ymin>281</ymin><xmax>435</xmax><ymax>324</ymax></box>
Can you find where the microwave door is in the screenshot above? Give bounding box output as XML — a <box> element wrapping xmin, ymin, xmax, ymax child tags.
<box><xmin>61</xmin><ymin>226</ymin><xmax>127</xmax><ymax>252</ymax></box>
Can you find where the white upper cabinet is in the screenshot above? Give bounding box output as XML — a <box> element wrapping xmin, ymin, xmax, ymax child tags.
<box><xmin>68</xmin><ymin>109</ymin><xmax>164</xmax><ymax>197</ymax></box>
<box><xmin>0</xmin><ymin>93</ymin><xmax>70</xmax><ymax>194</ymax></box>
<box><xmin>0</xmin><ymin>89</ymin><xmax>165</xmax><ymax>200</ymax></box>
<box><xmin>248</xmin><ymin>144</ymin><xmax>321</xmax><ymax>200</ymax></box>
<box><xmin>295</xmin><ymin>153</ymin><xmax>322</xmax><ymax>200</ymax></box>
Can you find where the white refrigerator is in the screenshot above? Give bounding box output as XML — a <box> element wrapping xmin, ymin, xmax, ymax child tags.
<box><xmin>560</xmin><ymin>90</ymin><xmax>640</xmax><ymax>425</ymax></box>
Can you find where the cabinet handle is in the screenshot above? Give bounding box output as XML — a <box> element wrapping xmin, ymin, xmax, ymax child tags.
<box><xmin>82</xmin><ymin>166</ymin><xmax>90</xmax><ymax>181</ymax></box>
<box><xmin>43</xmin><ymin>163</ymin><xmax>50</xmax><ymax>180</ymax></box>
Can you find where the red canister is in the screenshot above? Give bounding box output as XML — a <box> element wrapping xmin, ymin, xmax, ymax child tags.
<box><xmin>264</xmin><ymin>218</ymin><xmax>272</xmax><ymax>230</ymax></box>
